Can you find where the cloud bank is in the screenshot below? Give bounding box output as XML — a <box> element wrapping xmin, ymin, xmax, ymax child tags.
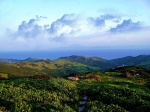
<box><xmin>0</xmin><ymin>13</ymin><xmax>149</xmax><ymax>51</ymax></box>
<box><xmin>110</xmin><ymin>19</ymin><xmax>142</xmax><ymax>33</ymax></box>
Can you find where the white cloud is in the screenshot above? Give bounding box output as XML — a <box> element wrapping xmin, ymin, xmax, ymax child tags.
<box><xmin>109</xmin><ymin>19</ymin><xmax>142</xmax><ymax>33</ymax></box>
<box><xmin>0</xmin><ymin>14</ymin><xmax>149</xmax><ymax>51</ymax></box>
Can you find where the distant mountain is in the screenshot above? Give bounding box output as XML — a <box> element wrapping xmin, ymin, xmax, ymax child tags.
<box><xmin>58</xmin><ymin>55</ymin><xmax>113</xmax><ymax>71</ymax></box>
<box><xmin>0</xmin><ymin>54</ymin><xmax>150</xmax><ymax>78</ymax></box>
<box><xmin>58</xmin><ymin>55</ymin><xmax>150</xmax><ymax>70</ymax></box>
<box><xmin>0</xmin><ymin>58</ymin><xmax>21</xmax><ymax>63</ymax></box>
<box><xmin>23</xmin><ymin>57</ymin><xmax>42</xmax><ymax>62</ymax></box>
<box><xmin>0</xmin><ymin>59</ymin><xmax>100</xmax><ymax>78</ymax></box>
<box><xmin>110</xmin><ymin>55</ymin><xmax>150</xmax><ymax>69</ymax></box>
<box><xmin>0</xmin><ymin>57</ymin><xmax>41</xmax><ymax>63</ymax></box>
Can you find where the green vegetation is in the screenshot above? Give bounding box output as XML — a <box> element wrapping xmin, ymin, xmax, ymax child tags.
<box><xmin>0</xmin><ymin>78</ymin><xmax>81</xmax><ymax>111</ymax></box>
<box><xmin>84</xmin><ymin>85</ymin><xmax>150</xmax><ymax>112</ymax></box>
<box><xmin>0</xmin><ymin>73</ymin><xmax>9</xmax><ymax>79</ymax></box>
<box><xmin>78</xmin><ymin>71</ymin><xmax>150</xmax><ymax>111</ymax></box>
<box><xmin>0</xmin><ymin>69</ymin><xmax>149</xmax><ymax>111</ymax></box>
<box><xmin>110</xmin><ymin>55</ymin><xmax>150</xmax><ymax>69</ymax></box>
<box><xmin>0</xmin><ymin>60</ymin><xmax>100</xmax><ymax>78</ymax></box>
<box><xmin>109</xmin><ymin>66</ymin><xmax>150</xmax><ymax>78</ymax></box>
<box><xmin>59</xmin><ymin>55</ymin><xmax>113</xmax><ymax>71</ymax></box>
<box><xmin>0</xmin><ymin>56</ymin><xmax>150</xmax><ymax>111</ymax></box>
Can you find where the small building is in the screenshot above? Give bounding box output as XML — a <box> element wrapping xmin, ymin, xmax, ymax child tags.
<box><xmin>67</xmin><ymin>77</ymin><xmax>79</xmax><ymax>81</ymax></box>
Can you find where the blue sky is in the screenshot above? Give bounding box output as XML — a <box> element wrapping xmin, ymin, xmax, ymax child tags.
<box><xmin>0</xmin><ymin>0</ymin><xmax>150</xmax><ymax>51</ymax></box>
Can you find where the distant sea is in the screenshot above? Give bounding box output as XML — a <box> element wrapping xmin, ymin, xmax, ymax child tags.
<box><xmin>0</xmin><ymin>49</ymin><xmax>149</xmax><ymax>60</ymax></box>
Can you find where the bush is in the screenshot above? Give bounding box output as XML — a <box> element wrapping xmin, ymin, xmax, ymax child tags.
<box><xmin>29</xmin><ymin>74</ymin><xmax>52</xmax><ymax>79</ymax></box>
<box><xmin>86</xmin><ymin>74</ymin><xmax>102</xmax><ymax>81</ymax></box>
<box><xmin>122</xmin><ymin>72</ymin><xmax>131</xmax><ymax>78</ymax></box>
<box><xmin>0</xmin><ymin>73</ymin><xmax>9</xmax><ymax>79</ymax></box>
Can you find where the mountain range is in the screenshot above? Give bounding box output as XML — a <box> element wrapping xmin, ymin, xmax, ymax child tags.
<box><xmin>0</xmin><ymin>55</ymin><xmax>150</xmax><ymax>78</ymax></box>
<box><xmin>58</xmin><ymin>55</ymin><xmax>150</xmax><ymax>70</ymax></box>
<box><xmin>0</xmin><ymin>55</ymin><xmax>150</xmax><ymax>69</ymax></box>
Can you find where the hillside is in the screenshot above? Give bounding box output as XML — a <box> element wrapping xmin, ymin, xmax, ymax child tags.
<box><xmin>58</xmin><ymin>55</ymin><xmax>113</xmax><ymax>71</ymax></box>
<box><xmin>110</xmin><ymin>55</ymin><xmax>150</xmax><ymax>69</ymax></box>
<box><xmin>0</xmin><ymin>55</ymin><xmax>150</xmax><ymax>78</ymax></box>
<box><xmin>109</xmin><ymin>66</ymin><xmax>150</xmax><ymax>78</ymax></box>
<box><xmin>0</xmin><ymin>59</ymin><xmax>100</xmax><ymax>78</ymax></box>
<box><xmin>23</xmin><ymin>57</ymin><xmax>42</xmax><ymax>62</ymax></box>
<box><xmin>0</xmin><ymin>57</ymin><xmax>41</xmax><ymax>63</ymax></box>
<box><xmin>0</xmin><ymin>55</ymin><xmax>150</xmax><ymax>111</ymax></box>
<box><xmin>58</xmin><ymin>55</ymin><xmax>150</xmax><ymax>71</ymax></box>
<box><xmin>0</xmin><ymin>59</ymin><xmax>21</xmax><ymax>63</ymax></box>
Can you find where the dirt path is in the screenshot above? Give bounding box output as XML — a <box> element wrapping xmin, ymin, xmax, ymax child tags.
<box><xmin>78</xmin><ymin>88</ymin><xmax>89</xmax><ymax>112</ymax></box>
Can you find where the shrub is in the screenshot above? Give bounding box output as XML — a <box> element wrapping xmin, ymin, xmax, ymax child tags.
<box><xmin>122</xmin><ymin>72</ymin><xmax>131</xmax><ymax>78</ymax></box>
<box><xmin>0</xmin><ymin>73</ymin><xmax>9</xmax><ymax>79</ymax></box>
<box><xmin>29</xmin><ymin>74</ymin><xmax>52</xmax><ymax>79</ymax></box>
<box><xmin>86</xmin><ymin>74</ymin><xmax>102</xmax><ymax>81</ymax></box>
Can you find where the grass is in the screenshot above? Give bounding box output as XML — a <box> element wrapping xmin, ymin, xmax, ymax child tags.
<box><xmin>0</xmin><ymin>61</ymin><xmax>149</xmax><ymax>111</ymax></box>
<box><xmin>0</xmin><ymin>72</ymin><xmax>150</xmax><ymax>111</ymax></box>
<box><xmin>0</xmin><ymin>60</ymin><xmax>100</xmax><ymax>78</ymax></box>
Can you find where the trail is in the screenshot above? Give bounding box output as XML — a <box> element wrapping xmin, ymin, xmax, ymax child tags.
<box><xmin>78</xmin><ymin>88</ymin><xmax>89</xmax><ymax>112</ymax></box>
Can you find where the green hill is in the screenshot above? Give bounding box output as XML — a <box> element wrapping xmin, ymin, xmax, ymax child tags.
<box><xmin>58</xmin><ymin>55</ymin><xmax>112</xmax><ymax>71</ymax></box>
<box><xmin>0</xmin><ymin>59</ymin><xmax>100</xmax><ymax>78</ymax></box>
<box><xmin>0</xmin><ymin>55</ymin><xmax>150</xmax><ymax>78</ymax></box>
<box><xmin>58</xmin><ymin>55</ymin><xmax>150</xmax><ymax>71</ymax></box>
<box><xmin>110</xmin><ymin>55</ymin><xmax>150</xmax><ymax>69</ymax></box>
<box><xmin>0</xmin><ymin>55</ymin><xmax>150</xmax><ymax>111</ymax></box>
<box><xmin>23</xmin><ymin>57</ymin><xmax>42</xmax><ymax>62</ymax></box>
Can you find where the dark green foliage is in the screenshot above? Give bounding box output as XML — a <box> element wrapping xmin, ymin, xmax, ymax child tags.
<box><xmin>0</xmin><ymin>55</ymin><xmax>150</xmax><ymax>111</ymax></box>
<box><xmin>29</xmin><ymin>74</ymin><xmax>52</xmax><ymax>79</ymax></box>
<box><xmin>109</xmin><ymin>66</ymin><xmax>150</xmax><ymax>78</ymax></box>
<box><xmin>85</xmin><ymin>101</ymin><xmax>127</xmax><ymax>112</ymax></box>
<box><xmin>0</xmin><ymin>74</ymin><xmax>150</xmax><ymax>111</ymax></box>
<box><xmin>110</xmin><ymin>55</ymin><xmax>150</xmax><ymax>70</ymax></box>
<box><xmin>84</xmin><ymin>85</ymin><xmax>150</xmax><ymax>111</ymax></box>
<box><xmin>0</xmin><ymin>78</ymin><xmax>81</xmax><ymax>111</ymax></box>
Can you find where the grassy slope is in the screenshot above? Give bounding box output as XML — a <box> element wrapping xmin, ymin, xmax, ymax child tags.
<box><xmin>108</xmin><ymin>66</ymin><xmax>150</xmax><ymax>78</ymax></box>
<box><xmin>0</xmin><ymin>60</ymin><xmax>100</xmax><ymax>78</ymax></box>
<box><xmin>110</xmin><ymin>55</ymin><xmax>150</xmax><ymax>70</ymax></box>
<box><xmin>78</xmin><ymin>71</ymin><xmax>150</xmax><ymax>111</ymax></box>
<box><xmin>58</xmin><ymin>55</ymin><xmax>113</xmax><ymax>71</ymax></box>
<box><xmin>0</xmin><ymin>71</ymin><xmax>149</xmax><ymax>111</ymax></box>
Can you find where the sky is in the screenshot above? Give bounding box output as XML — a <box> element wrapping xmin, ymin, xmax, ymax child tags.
<box><xmin>0</xmin><ymin>0</ymin><xmax>150</xmax><ymax>53</ymax></box>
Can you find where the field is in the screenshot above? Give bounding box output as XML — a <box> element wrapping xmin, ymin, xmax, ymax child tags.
<box><xmin>0</xmin><ymin>71</ymin><xmax>150</xmax><ymax>112</ymax></box>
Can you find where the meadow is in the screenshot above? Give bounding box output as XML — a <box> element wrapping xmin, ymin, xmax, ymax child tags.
<box><xmin>0</xmin><ymin>71</ymin><xmax>149</xmax><ymax>112</ymax></box>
